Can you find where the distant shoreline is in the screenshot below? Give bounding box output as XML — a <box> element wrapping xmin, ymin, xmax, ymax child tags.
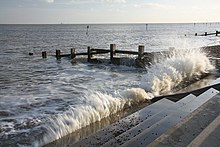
<box><xmin>0</xmin><ymin>22</ymin><xmax>220</xmax><ymax>25</ymax></box>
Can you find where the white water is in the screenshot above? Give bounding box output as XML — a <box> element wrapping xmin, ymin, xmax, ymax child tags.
<box><xmin>34</xmin><ymin>48</ymin><xmax>215</xmax><ymax>146</ymax></box>
<box><xmin>34</xmin><ymin>89</ymin><xmax>151</xmax><ymax>146</ymax></box>
<box><xmin>141</xmin><ymin>48</ymin><xmax>215</xmax><ymax>95</ymax></box>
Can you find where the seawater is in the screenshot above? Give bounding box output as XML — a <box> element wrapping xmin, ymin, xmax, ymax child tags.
<box><xmin>0</xmin><ymin>23</ymin><xmax>219</xmax><ymax>146</ymax></box>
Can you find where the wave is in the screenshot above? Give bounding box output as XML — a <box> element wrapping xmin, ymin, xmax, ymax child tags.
<box><xmin>34</xmin><ymin>48</ymin><xmax>214</xmax><ymax>146</ymax></box>
<box><xmin>34</xmin><ymin>88</ymin><xmax>152</xmax><ymax>146</ymax></box>
<box><xmin>141</xmin><ymin>48</ymin><xmax>214</xmax><ymax>95</ymax></box>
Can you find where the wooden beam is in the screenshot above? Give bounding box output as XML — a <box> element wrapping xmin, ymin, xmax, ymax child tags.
<box><xmin>87</xmin><ymin>46</ymin><xmax>91</xmax><ymax>62</ymax></box>
<box><xmin>115</xmin><ymin>50</ymin><xmax>138</xmax><ymax>55</ymax></box>
<box><xmin>138</xmin><ymin>45</ymin><xmax>144</xmax><ymax>59</ymax></box>
<box><xmin>56</xmin><ymin>50</ymin><xmax>61</xmax><ymax>59</ymax></box>
<box><xmin>91</xmin><ymin>48</ymin><xmax>110</xmax><ymax>54</ymax></box>
<box><xmin>71</xmin><ymin>48</ymin><xmax>76</xmax><ymax>59</ymax></box>
<box><xmin>42</xmin><ymin>51</ymin><xmax>47</xmax><ymax>58</ymax></box>
<box><xmin>110</xmin><ymin>44</ymin><xmax>116</xmax><ymax>62</ymax></box>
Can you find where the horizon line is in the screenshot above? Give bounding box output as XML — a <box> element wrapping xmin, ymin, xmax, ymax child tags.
<box><xmin>0</xmin><ymin>21</ymin><xmax>220</xmax><ymax>25</ymax></box>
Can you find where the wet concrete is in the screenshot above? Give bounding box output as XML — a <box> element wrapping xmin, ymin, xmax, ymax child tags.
<box><xmin>151</xmin><ymin>83</ymin><xmax>220</xmax><ymax>102</ymax></box>
<box><xmin>203</xmin><ymin>45</ymin><xmax>220</xmax><ymax>58</ymax></box>
<box><xmin>149</xmin><ymin>94</ymin><xmax>220</xmax><ymax>147</ymax></box>
<box><xmin>120</xmin><ymin>88</ymin><xmax>219</xmax><ymax>147</ymax></box>
<box><xmin>68</xmin><ymin>99</ymin><xmax>173</xmax><ymax>147</ymax></box>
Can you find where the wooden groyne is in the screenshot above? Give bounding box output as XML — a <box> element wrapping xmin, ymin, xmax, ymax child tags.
<box><xmin>35</xmin><ymin>44</ymin><xmax>169</xmax><ymax>68</ymax></box>
<box><xmin>195</xmin><ymin>31</ymin><xmax>220</xmax><ymax>36</ymax></box>
<box><xmin>51</xmin><ymin>44</ymin><xmax>147</xmax><ymax>61</ymax></box>
<box><xmin>30</xmin><ymin>44</ymin><xmax>220</xmax><ymax>68</ymax></box>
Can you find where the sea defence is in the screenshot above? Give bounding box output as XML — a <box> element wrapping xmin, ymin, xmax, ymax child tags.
<box><xmin>31</xmin><ymin>44</ymin><xmax>171</xmax><ymax>67</ymax></box>
<box><xmin>32</xmin><ymin>44</ymin><xmax>220</xmax><ymax>68</ymax></box>
<box><xmin>195</xmin><ymin>31</ymin><xmax>220</xmax><ymax>36</ymax></box>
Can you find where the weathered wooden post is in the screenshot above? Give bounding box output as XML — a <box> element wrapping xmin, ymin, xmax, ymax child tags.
<box><xmin>71</xmin><ymin>48</ymin><xmax>76</xmax><ymax>59</ymax></box>
<box><xmin>42</xmin><ymin>51</ymin><xmax>47</xmax><ymax>58</ymax></box>
<box><xmin>87</xmin><ymin>46</ymin><xmax>91</xmax><ymax>62</ymax></box>
<box><xmin>110</xmin><ymin>44</ymin><xmax>116</xmax><ymax>62</ymax></box>
<box><xmin>138</xmin><ymin>45</ymin><xmax>144</xmax><ymax>59</ymax></box>
<box><xmin>56</xmin><ymin>50</ymin><xmax>61</xmax><ymax>59</ymax></box>
<box><xmin>205</xmin><ymin>32</ymin><xmax>207</xmax><ymax>36</ymax></box>
<box><xmin>195</xmin><ymin>33</ymin><xmax>197</xmax><ymax>36</ymax></box>
<box><xmin>86</xmin><ymin>25</ymin><xmax>89</xmax><ymax>35</ymax></box>
<box><xmin>216</xmin><ymin>31</ymin><xmax>218</xmax><ymax>36</ymax></box>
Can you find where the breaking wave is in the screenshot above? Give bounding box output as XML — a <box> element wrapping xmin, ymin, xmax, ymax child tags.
<box><xmin>34</xmin><ymin>88</ymin><xmax>152</xmax><ymax>146</ymax></box>
<box><xmin>141</xmin><ymin>48</ymin><xmax>214</xmax><ymax>95</ymax></box>
<box><xmin>34</xmin><ymin>48</ymin><xmax>214</xmax><ymax>146</ymax></box>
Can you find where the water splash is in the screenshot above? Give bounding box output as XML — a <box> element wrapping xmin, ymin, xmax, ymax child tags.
<box><xmin>141</xmin><ymin>48</ymin><xmax>215</xmax><ymax>95</ymax></box>
<box><xmin>34</xmin><ymin>88</ymin><xmax>152</xmax><ymax>146</ymax></box>
<box><xmin>34</xmin><ymin>48</ymin><xmax>214</xmax><ymax>146</ymax></box>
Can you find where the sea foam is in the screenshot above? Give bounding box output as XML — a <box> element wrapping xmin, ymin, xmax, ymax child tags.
<box><xmin>141</xmin><ymin>48</ymin><xmax>214</xmax><ymax>95</ymax></box>
<box><xmin>34</xmin><ymin>48</ymin><xmax>214</xmax><ymax>146</ymax></box>
<box><xmin>34</xmin><ymin>89</ymin><xmax>152</xmax><ymax>146</ymax></box>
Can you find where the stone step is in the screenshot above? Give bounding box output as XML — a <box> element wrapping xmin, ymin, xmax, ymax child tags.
<box><xmin>70</xmin><ymin>98</ymin><xmax>174</xmax><ymax>147</ymax></box>
<box><xmin>148</xmin><ymin>93</ymin><xmax>220</xmax><ymax>147</ymax></box>
<box><xmin>102</xmin><ymin>94</ymin><xmax>196</xmax><ymax>147</ymax></box>
<box><xmin>120</xmin><ymin>88</ymin><xmax>219</xmax><ymax>147</ymax></box>
<box><xmin>188</xmin><ymin>114</ymin><xmax>220</xmax><ymax>147</ymax></box>
<box><xmin>209</xmin><ymin>77</ymin><xmax>220</xmax><ymax>86</ymax></box>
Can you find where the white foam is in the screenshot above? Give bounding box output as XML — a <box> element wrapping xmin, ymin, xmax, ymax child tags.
<box><xmin>141</xmin><ymin>48</ymin><xmax>215</xmax><ymax>95</ymax></box>
<box><xmin>34</xmin><ymin>48</ymin><xmax>215</xmax><ymax>146</ymax></box>
<box><xmin>34</xmin><ymin>89</ymin><xmax>152</xmax><ymax>146</ymax></box>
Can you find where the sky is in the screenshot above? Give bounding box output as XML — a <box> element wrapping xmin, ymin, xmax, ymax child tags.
<box><xmin>0</xmin><ymin>0</ymin><xmax>220</xmax><ymax>24</ymax></box>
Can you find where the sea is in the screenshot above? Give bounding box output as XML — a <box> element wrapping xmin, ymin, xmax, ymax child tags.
<box><xmin>0</xmin><ymin>23</ymin><xmax>220</xmax><ymax>146</ymax></box>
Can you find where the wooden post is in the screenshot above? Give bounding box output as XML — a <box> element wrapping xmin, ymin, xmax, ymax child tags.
<box><xmin>87</xmin><ymin>46</ymin><xmax>91</xmax><ymax>62</ymax></box>
<box><xmin>110</xmin><ymin>44</ymin><xmax>116</xmax><ymax>62</ymax></box>
<box><xmin>205</xmin><ymin>32</ymin><xmax>207</xmax><ymax>36</ymax></box>
<box><xmin>86</xmin><ymin>25</ymin><xmax>89</xmax><ymax>35</ymax></box>
<box><xmin>42</xmin><ymin>51</ymin><xmax>47</xmax><ymax>58</ymax></box>
<box><xmin>138</xmin><ymin>45</ymin><xmax>144</xmax><ymax>59</ymax></box>
<box><xmin>216</xmin><ymin>31</ymin><xmax>218</xmax><ymax>36</ymax></box>
<box><xmin>195</xmin><ymin>33</ymin><xmax>197</xmax><ymax>36</ymax></box>
<box><xmin>56</xmin><ymin>50</ymin><xmax>61</xmax><ymax>59</ymax></box>
<box><xmin>71</xmin><ymin>48</ymin><xmax>76</xmax><ymax>59</ymax></box>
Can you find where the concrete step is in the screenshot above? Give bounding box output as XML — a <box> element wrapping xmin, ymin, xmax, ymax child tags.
<box><xmin>188</xmin><ymin>115</ymin><xmax>220</xmax><ymax>147</ymax></box>
<box><xmin>151</xmin><ymin>83</ymin><xmax>220</xmax><ymax>103</ymax></box>
<box><xmin>70</xmin><ymin>98</ymin><xmax>174</xmax><ymax>147</ymax></box>
<box><xmin>120</xmin><ymin>88</ymin><xmax>219</xmax><ymax>147</ymax></box>
<box><xmin>148</xmin><ymin>93</ymin><xmax>220</xmax><ymax>147</ymax></box>
<box><xmin>102</xmin><ymin>94</ymin><xmax>196</xmax><ymax>147</ymax></box>
<box><xmin>209</xmin><ymin>77</ymin><xmax>220</xmax><ymax>86</ymax></box>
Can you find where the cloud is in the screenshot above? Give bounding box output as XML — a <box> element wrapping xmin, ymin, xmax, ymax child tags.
<box><xmin>102</xmin><ymin>0</ymin><xmax>126</xmax><ymax>3</ymax></box>
<box><xmin>134</xmin><ymin>3</ymin><xmax>173</xmax><ymax>9</ymax></box>
<box><xmin>45</xmin><ymin>0</ymin><xmax>54</xmax><ymax>3</ymax></box>
<box><xmin>41</xmin><ymin>0</ymin><xmax>126</xmax><ymax>5</ymax></box>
